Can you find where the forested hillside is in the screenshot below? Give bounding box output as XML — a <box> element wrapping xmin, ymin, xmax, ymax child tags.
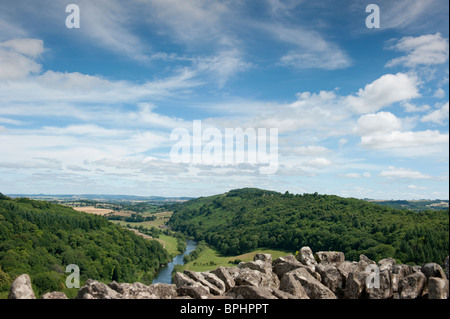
<box><xmin>169</xmin><ymin>188</ymin><xmax>449</xmax><ymax>265</ymax></box>
<box><xmin>0</xmin><ymin>193</ymin><xmax>169</xmax><ymax>297</ymax></box>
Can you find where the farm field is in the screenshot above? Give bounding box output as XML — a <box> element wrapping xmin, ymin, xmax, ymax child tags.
<box><xmin>181</xmin><ymin>245</ymin><xmax>292</xmax><ymax>272</ymax></box>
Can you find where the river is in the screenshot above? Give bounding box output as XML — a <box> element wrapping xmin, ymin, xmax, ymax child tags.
<box><xmin>152</xmin><ymin>239</ymin><xmax>197</xmax><ymax>284</ymax></box>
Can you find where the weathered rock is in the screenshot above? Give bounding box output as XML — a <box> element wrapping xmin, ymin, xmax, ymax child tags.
<box><xmin>315</xmin><ymin>251</ymin><xmax>345</xmax><ymax>264</ymax></box>
<box><xmin>296</xmin><ymin>246</ymin><xmax>317</xmax><ymax>268</ymax></box>
<box><xmin>76</xmin><ymin>279</ymin><xmax>120</xmax><ymax>299</ymax></box>
<box><xmin>274</xmin><ymin>255</ymin><xmax>298</xmax><ymax>265</ymax></box>
<box><xmin>344</xmin><ymin>271</ymin><xmax>370</xmax><ymax>299</ymax></box>
<box><xmin>391</xmin><ymin>264</ymin><xmax>414</xmax><ymax>295</ymax></box>
<box><xmin>227</xmin><ymin>285</ymin><xmax>277</xmax><ymax>299</ymax></box>
<box><xmin>366</xmin><ymin>269</ymin><xmax>393</xmax><ymax>299</ymax></box>
<box><xmin>240</xmin><ymin>260</ymin><xmax>271</xmax><ymax>274</ymax></box>
<box><xmin>378</xmin><ymin>258</ymin><xmax>396</xmax><ymax>272</ymax></box>
<box><xmin>148</xmin><ymin>283</ymin><xmax>178</xmax><ymax>299</ymax></box>
<box><xmin>270</xmin><ymin>288</ymin><xmax>298</xmax><ymax>299</ymax></box>
<box><xmin>316</xmin><ymin>263</ymin><xmax>345</xmax><ymax>297</ymax></box>
<box><xmin>173</xmin><ymin>272</ymin><xmax>212</xmax><ymax>297</ymax></box>
<box><xmin>357</xmin><ymin>254</ymin><xmax>376</xmax><ymax>272</ymax></box>
<box><xmin>428</xmin><ymin>277</ymin><xmax>449</xmax><ymax>299</ymax></box>
<box><xmin>421</xmin><ymin>263</ymin><xmax>446</xmax><ymax>279</ymax></box>
<box><xmin>287</xmin><ymin>268</ymin><xmax>336</xmax><ymax>299</ymax></box>
<box><xmin>254</xmin><ymin>253</ymin><xmax>272</xmax><ymax>264</ymax></box>
<box><xmin>273</xmin><ymin>258</ymin><xmax>304</xmax><ymax>279</ymax></box>
<box><xmin>279</xmin><ymin>273</ymin><xmax>310</xmax><ymax>299</ymax></box>
<box><xmin>336</xmin><ymin>261</ymin><xmax>358</xmax><ymax>283</ymax></box>
<box><xmin>201</xmin><ymin>272</ymin><xmax>226</xmax><ymax>294</ymax></box>
<box><xmin>211</xmin><ymin>267</ymin><xmax>235</xmax><ymax>291</ymax></box>
<box><xmin>398</xmin><ymin>272</ymin><xmax>426</xmax><ymax>299</ymax></box>
<box><xmin>176</xmin><ymin>285</ymin><xmax>210</xmax><ymax>299</ymax></box>
<box><xmin>41</xmin><ymin>291</ymin><xmax>68</xmax><ymax>299</ymax></box>
<box><xmin>184</xmin><ymin>270</ymin><xmax>222</xmax><ymax>296</ymax></box>
<box><xmin>8</xmin><ymin>274</ymin><xmax>36</xmax><ymax>299</ymax></box>
<box><xmin>108</xmin><ymin>281</ymin><xmax>155</xmax><ymax>299</ymax></box>
<box><xmin>234</xmin><ymin>268</ymin><xmax>279</xmax><ymax>289</ymax></box>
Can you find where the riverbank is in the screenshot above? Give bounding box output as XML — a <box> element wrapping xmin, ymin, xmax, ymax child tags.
<box><xmin>152</xmin><ymin>240</ymin><xmax>197</xmax><ymax>284</ymax></box>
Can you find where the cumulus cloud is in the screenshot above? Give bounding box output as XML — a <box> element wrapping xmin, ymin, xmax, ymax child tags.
<box><xmin>345</xmin><ymin>73</ymin><xmax>421</xmax><ymax>114</ymax></box>
<box><xmin>353</xmin><ymin>112</ymin><xmax>403</xmax><ymax>135</ymax></box>
<box><xmin>386</xmin><ymin>33</ymin><xmax>449</xmax><ymax>68</ymax></box>
<box><xmin>421</xmin><ymin>102</ymin><xmax>449</xmax><ymax>125</ymax></box>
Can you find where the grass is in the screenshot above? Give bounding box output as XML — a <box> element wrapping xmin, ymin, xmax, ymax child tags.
<box><xmin>181</xmin><ymin>245</ymin><xmax>293</xmax><ymax>272</ymax></box>
<box><xmin>156</xmin><ymin>234</ymin><xmax>180</xmax><ymax>257</ymax></box>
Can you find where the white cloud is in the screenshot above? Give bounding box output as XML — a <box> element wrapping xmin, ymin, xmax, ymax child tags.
<box><xmin>144</xmin><ymin>0</ymin><xmax>231</xmax><ymax>46</ymax></box>
<box><xmin>380</xmin><ymin>166</ymin><xmax>434</xmax><ymax>180</ymax></box>
<box><xmin>268</xmin><ymin>24</ymin><xmax>351</xmax><ymax>70</ymax></box>
<box><xmin>360</xmin><ymin>130</ymin><xmax>449</xmax><ymax>150</ymax></box>
<box><xmin>401</xmin><ymin>102</ymin><xmax>431</xmax><ymax>113</ymax></box>
<box><xmin>340</xmin><ymin>172</ymin><xmax>371</xmax><ymax>179</ymax></box>
<box><xmin>386</xmin><ymin>33</ymin><xmax>449</xmax><ymax>68</ymax></box>
<box><xmin>302</xmin><ymin>158</ymin><xmax>332</xmax><ymax>168</ymax></box>
<box><xmin>353</xmin><ymin>112</ymin><xmax>403</xmax><ymax>135</ymax></box>
<box><xmin>289</xmin><ymin>145</ymin><xmax>330</xmax><ymax>157</ymax></box>
<box><xmin>380</xmin><ymin>0</ymin><xmax>446</xmax><ymax>31</ymax></box>
<box><xmin>421</xmin><ymin>102</ymin><xmax>449</xmax><ymax>125</ymax></box>
<box><xmin>0</xmin><ymin>38</ymin><xmax>44</xmax><ymax>80</ymax></box>
<box><xmin>434</xmin><ymin>88</ymin><xmax>446</xmax><ymax>98</ymax></box>
<box><xmin>345</xmin><ymin>73</ymin><xmax>421</xmax><ymax>114</ymax></box>
<box><xmin>408</xmin><ymin>184</ymin><xmax>427</xmax><ymax>190</ymax></box>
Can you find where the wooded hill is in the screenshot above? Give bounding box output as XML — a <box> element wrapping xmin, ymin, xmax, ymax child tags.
<box><xmin>168</xmin><ymin>188</ymin><xmax>449</xmax><ymax>265</ymax></box>
<box><xmin>0</xmin><ymin>193</ymin><xmax>168</xmax><ymax>297</ymax></box>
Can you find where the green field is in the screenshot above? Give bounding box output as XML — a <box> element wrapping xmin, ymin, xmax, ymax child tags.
<box><xmin>181</xmin><ymin>245</ymin><xmax>293</xmax><ymax>272</ymax></box>
<box><xmin>156</xmin><ymin>234</ymin><xmax>181</xmax><ymax>257</ymax></box>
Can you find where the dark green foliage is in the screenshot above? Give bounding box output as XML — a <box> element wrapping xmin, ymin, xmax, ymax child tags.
<box><xmin>169</xmin><ymin>188</ymin><xmax>449</xmax><ymax>265</ymax></box>
<box><xmin>0</xmin><ymin>196</ymin><xmax>169</xmax><ymax>297</ymax></box>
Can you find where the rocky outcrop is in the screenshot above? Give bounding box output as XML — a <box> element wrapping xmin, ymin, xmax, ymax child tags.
<box><xmin>8</xmin><ymin>274</ymin><xmax>36</xmax><ymax>299</ymax></box>
<box><xmin>8</xmin><ymin>248</ymin><xmax>449</xmax><ymax>299</ymax></box>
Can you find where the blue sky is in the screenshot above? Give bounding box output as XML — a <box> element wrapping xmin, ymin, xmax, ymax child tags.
<box><xmin>0</xmin><ymin>0</ymin><xmax>448</xmax><ymax>199</ymax></box>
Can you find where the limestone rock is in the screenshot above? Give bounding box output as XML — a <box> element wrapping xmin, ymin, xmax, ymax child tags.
<box><xmin>234</xmin><ymin>267</ymin><xmax>279</xmax><ymax>289</ymax></box>
<box><xmin>8</xmin><ymin>274</ymin><xmax>36</xmax><ymax>299</ymax></box>
<box><xmin>184</xmin><ymin>270</ymin><xmax>222</xmax><ymax>296</ymax></box>
<box><xmin>391</xmin><ymin>264</ymin><xmax>414</xmax><ymax>295</ymax></box>
<box><xmin>176</xmin><ymin>285</ymin><xmax>210</xmax><ymax>299</ymax></box>
<box><xmin>315</xmin><ymin>251</ymin><xmax>345</xmax><ymax>264</ymax></box>
<box><xmin>398</xmin><ymin>272</ymin><xmax>426</xmax><ymax>299</ymax></box>
<box><xmin>378</xmin><ymin>258</ymin><xmax>396</xmax><ymax>272</ymax></box>
<box><xmin>296</xmin><ymin>246</ymin><xmax>317</xmax><ymax>268</ymax></box>
<box><xmin>201</xmin><ymin>272</ymin><xmax>226</xmax><ymax>294</ymax></box>
<box><xmin>211</xmin><ymin>266</ymin><xmax>235</xmax><ymax>291</ymax></box>
<box><xmin>366</xmin><ymin>269</ymin><xmax>393</xmax><ymax>299</ymax></box>
<box><xmin>254</xmin><ymin>253</ymin><xmax>272</xmax><ymax>264</ymax></box>
<box><xmin>227</xmin><ymin>285</ymin><xmax>277</xmax><ymax>299</ymax></box>
<box><xmin>316</xmin><ymin>263</ymin><xmax>345</xmax><ymax>298</ymax></box>
<box><xmin>76</xmin><ymin>279</ymin><xmax>120</xmax><ymax>299</ymax></box>
<box><xmin>279</xmin><ymin>273</ymin><xmax>310</xmax><ymax>299</ymax></box>
<box><xmin>428</xmin><ymin>277</ymin><xmax>449</xmax><ymax>299</ymax></box>
<box><xmin>421</xmin><ymin>263</ymin><xmax>446</xmax><ymax>279</ymax></box>
<box><xmin>357</xmin><ymin>254</ymin><xmax>376</xmax><ymax>271</ymax></box>
<box><xmin>273</xmin><ymin>255</ymin><xmax>310</xmax><ymax>280</ymax></box>
<box><xmin>344</xmin><ymin>271</ymin><xmax>369</xmax><ymax>299</ymax></box>
<box><xmin>287</xmin><ymin>268</ymin><xmax>336</xmax><ymax>299</ymax></box>
<box><xmin>41</xmin><ymin>291</ymin><xmax>68</xmax><ymax>299</ymax></box>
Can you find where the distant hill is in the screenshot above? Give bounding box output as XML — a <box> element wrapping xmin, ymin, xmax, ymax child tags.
<box><xmin>365</xmin><ymin>199</ymin><xmax>449</xmax><ymax>212</ymax></box>
<box><xmin>168</xmin><ymin>188</ymin><xmax>449</xmax><ymax>265</ymax></box>
<box><xmin>6</xmin><ymin>194</ymin><xmax>193</xmax><ymax>202</ymax></box>
<box><xmin>0</xmin><ymin>193</ymin><xmax>169</xmax><ymax>297</ymax></box>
